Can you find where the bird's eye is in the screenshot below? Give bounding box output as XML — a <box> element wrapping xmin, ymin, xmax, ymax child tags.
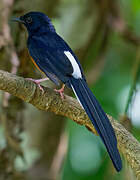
<box><xmin>26</xmin><ymin>16</ymin><xmax>32</xmax><ymax>24</ymax></box>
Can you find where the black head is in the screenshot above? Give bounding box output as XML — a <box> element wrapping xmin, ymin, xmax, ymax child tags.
<box><xmin>12</xmin><ymin>11</ymin><xmax>55</xmax><ymax>35</ymax></box>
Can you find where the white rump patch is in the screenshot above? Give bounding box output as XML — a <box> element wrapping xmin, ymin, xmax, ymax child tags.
<box><xmin>64</xmin><ymin>51</ymin><xmax>82</xmax><ymax>79</ymax></box>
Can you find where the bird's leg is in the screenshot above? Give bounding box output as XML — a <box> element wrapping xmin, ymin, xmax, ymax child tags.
<box><xmin>26</xmin><ymin>77</ymin><xmax>49</xmax><ymax>91</ymax></box>
<box><xmin>54</xmin><ymin>84</ymin><xmax>65</xmax><ymax>99</ymax></box>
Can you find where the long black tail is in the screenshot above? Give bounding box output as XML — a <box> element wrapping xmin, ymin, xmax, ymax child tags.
<box><xmin>70</xmin><ymin>77</ymin><xmax>122</xmax><ymax>172</ymax></box>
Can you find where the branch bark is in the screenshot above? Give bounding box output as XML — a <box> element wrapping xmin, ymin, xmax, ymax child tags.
<box><xmin>0</xmin><ymin>70</ymin><xmax>140</xmax><ymax>178</ymax></box>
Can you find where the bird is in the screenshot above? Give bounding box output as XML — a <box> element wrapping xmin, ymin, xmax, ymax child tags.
<box><xmin>12</xmin><ymin>11</ymin><xmax>122</xmax><ymax>171</ymax></box>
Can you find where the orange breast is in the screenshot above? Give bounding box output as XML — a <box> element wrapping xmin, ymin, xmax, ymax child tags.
<box><xmin>30</xmin><ymin>57</ymin><xmax>44</xmax><ymax>74</ymax></box>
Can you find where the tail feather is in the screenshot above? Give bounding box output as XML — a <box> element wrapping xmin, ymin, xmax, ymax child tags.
<box><xmin>70</xmin><ymin>77</ymin><xmax>122</xmax><ymax>172</ymax></box>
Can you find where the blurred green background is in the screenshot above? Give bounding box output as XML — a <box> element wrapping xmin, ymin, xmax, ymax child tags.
<box><xmin>0</xmin><ymin>0</ymin><xmax>140</xmax><ymax>179</ymax></box>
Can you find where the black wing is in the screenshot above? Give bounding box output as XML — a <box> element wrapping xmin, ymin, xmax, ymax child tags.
<box><xmin>28</xmin><ymin>33</ymin><xmax>74</xmax><ymax>85</ymax></box>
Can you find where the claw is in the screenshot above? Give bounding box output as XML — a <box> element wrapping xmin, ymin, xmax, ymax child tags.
<box><xmin>54</xmin><ymin>84</ymin><xmax>65</xmax><ymax>99</ymax></box>
<box><xmin>26</xmin><ymin>78</ymin><xmax>49</xmax><ymax>92</ymax></box>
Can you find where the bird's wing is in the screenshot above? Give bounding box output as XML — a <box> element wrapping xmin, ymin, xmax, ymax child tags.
<box><xmin>28</xmin><ymin>34</ymin><xmax>74</xmax><ymax>85</ymax></box>
<box><xmin>44</xmin><ymin>71</ymin><xmax>60</xmax><ymax>86</ymax></box>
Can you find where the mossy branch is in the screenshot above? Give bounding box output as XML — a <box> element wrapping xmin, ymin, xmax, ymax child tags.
<box><xmin>0</xmin><ymin>70</ymin><xmax>140</xmax><ymax>178</ymax></box>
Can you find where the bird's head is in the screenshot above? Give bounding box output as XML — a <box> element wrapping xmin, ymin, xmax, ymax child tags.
<box><xmin>12</xmin><ymin>11</ymin><xmax>56</xmax><ymax>35</ymax></box>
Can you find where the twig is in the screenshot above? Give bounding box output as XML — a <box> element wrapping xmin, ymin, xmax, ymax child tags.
<box><xmin>125</xmin><ymin>50</ymin><xmax>140</xmax><ymax>114</ymax></box>
<box><xmin>50</xmin><ymin>131</ymin><xmax>68</xmax><ymax>180</ymax></box>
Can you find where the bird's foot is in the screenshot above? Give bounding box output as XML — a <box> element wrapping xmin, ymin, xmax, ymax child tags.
<box><xmin>26</xmin><ymin>78</ymin><xmax>49</xmax><ymax>92</ymax></box>
<box><xmin>54</xmin><ymin>84</ymin><xmax>65</xmax><ymax>99</ymax></box>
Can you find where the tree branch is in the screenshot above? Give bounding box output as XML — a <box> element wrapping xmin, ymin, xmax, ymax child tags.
<box><xmin>0</xmin><ymin>70</ymin><xmax>140</xmax><ymax>178</ymax></box>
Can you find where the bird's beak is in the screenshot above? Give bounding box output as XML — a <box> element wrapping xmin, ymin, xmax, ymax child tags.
<box><xmin>11</xmin><ymin>17</ymin><xmax>24</xmax><ymax>23</ymax></box>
